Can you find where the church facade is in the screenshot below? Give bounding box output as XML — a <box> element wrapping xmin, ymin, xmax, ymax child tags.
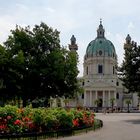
<box><xmin>69</xmin><ymin>21</ymin><xmax>139</xmax><ymax>109</ymax></box>
<box><xmin>50</xmin><ymin>21</ymin><xmax>139</xmax><ymax>109</ymax></box>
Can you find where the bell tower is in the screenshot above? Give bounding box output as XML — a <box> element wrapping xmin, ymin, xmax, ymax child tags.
<box><xmin>69</xmin><ymin>35</ymin><xmax>78</xmax><ymax>52</ymax></box>
<box><xmin>124</xmin><ymin>34</ymin><xmax>137</xmax><ymax>50</ymax></box>
<box><xmin>124</xmin><ymin>34</ymin><xmax>132</xmax><ymax>49</ymax></box>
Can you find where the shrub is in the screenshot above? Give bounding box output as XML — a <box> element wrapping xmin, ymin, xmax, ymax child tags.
<box><xmin>0</xmin><ymin>105</ymin><xmax>95</xmax><ymax>134</ymax></box>
<box><xmin>43</xmin><ymin>113</ymin><xmax>58</xmax><ymax>131</ymax></box>
<box><xmin>55</xmin><ymin>109</ymin><xmax>74</xmax><ymax>129</ymax></box>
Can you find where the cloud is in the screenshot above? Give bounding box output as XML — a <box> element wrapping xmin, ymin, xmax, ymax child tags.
<box><xmin>128</xmin><ymin>22</ymin><xmax>135</xmax><ymax>30</ymax></box>
<box><xmin>15</xmin><ymin>3</ymin><xmax>29</xmax><ymax>11</ymax></box>
<box><xmin>46</xmin><ymin>7</ymin><xmax>55</xmax><ymax>13</ymax></box>
<box><xmin>106</xmin><ymin>31</ymin><xmax>112</xmax><ymax>38</ymax></box>
<box><xmin>0</xmin><ymin>16</ymin><xmax>15</xmax><ymax>43</ymax></box>
<box><xmin>0</xmin><ymin>0</ymin><xmax>140</xmax><ymax>76</ymax></box>
<box><xmin>115</xmin><ymin>33</ymin><xmax>125</xmax><ymax>65</ymax></box>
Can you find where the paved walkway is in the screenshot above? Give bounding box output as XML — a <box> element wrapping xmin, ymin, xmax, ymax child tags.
<box><xmin>55</xmin><ymin>113</ymin><xmax>140</xmax><ymax>140</ymax></box>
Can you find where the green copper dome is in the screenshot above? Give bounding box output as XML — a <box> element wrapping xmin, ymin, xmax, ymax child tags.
<box><xmin>86</xmin><ymin>38</ymin><xmax>116</xmax><ymax>57</ymax></box>
<box><xmin>85</xmin><ymin>20</ymin><xmax>116</xmax><ymax>58</ymax></box>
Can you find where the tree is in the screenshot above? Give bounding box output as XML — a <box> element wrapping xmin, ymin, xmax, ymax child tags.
<box><xmin>94</xmin><ymin>99</ymin><xmax>100</xmax><ymax>112</ymax></box>
<box><xmin>2</xmin><ymin>22</ymin><xmax>79</xmax><ymax>106</ymax></box>
<box><xmin>121</xmin><ymin>38</ymin><xmax>140</xmax><ymax>95</ymax></box>
<box><xmin>110</xmin><ymin>98</ymin><xmax>115</xmax><ymax>113</ymax></box>
<box><xmin>125</xmin><ymin>99</ymin><xmax>131</xmax><ymax>113</ymax></box>
<box><xmin>0</xmin><ymin>45</ymin><xmax>8</xmax><ymax>105</ymax></box>
<box><xmin>0</xmin><ymin>45</ymin><xmax>23</xmax><ymax>103</ymax></box>
<box><xmin>63</xmin><ymin>51</ymin><xmax>79</xmax><ymax>97</ymax></box>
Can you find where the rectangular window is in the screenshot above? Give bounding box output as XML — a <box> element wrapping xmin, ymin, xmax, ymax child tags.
<box><xmin>98</xmin><ymin>65</ymin><xmax>103</xmax><ymax>73</ymax></box>
<box><xmin>116</xmin><ymin>93</ymin><xmax>119</xmax><ymax>99</ymax></box>
<box><xmin>81</xmin><ymin>94</ymin><xmax>84</xmax><ymax>99</ymax></box>
<box><xmin>113</xmin><ymin>66</ymin><xmax>115</xmax><ymax>74</ymax></box>
<box><xmin>86</xmin><ymin>66</ymin><xmax>88</xmax><ymax>75</ymax></box>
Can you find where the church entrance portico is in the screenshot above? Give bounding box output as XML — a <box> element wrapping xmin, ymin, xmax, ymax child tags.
<box><xmin>84</xmin><ymin>90</ymin><xmax>116</xmax><ymax>108</ymax></box>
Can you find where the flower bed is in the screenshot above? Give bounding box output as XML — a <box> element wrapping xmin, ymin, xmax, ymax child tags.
<box><xmin>0</xmin><ymin>105</ymin><xmax>95</xmax><ymax>135</ymax></box>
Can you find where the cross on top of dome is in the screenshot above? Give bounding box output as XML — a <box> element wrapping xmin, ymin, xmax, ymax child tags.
<box><xmin>100</xmin><ymin>18</ymin><xmax>102</xmax><ymax>25</ymax></box>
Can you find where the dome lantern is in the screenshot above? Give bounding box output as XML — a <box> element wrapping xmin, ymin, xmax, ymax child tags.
<box><xmin>85</xmin><ymin>21</ymin><xmax>116</xmax><ymax>59</ymax></box>
<box><xmin>97</xmin><ymin>19</ymin><xmax>105</xmax><ymax>38</ymax></box>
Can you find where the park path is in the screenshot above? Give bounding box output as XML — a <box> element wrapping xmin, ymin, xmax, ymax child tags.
<box><xmin>53</xmin><ymin>113</ymin><xmax>140</xmax><ymax>140</ymax></box>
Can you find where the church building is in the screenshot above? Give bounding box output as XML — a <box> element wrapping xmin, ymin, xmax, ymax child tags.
<box><xmin>68</xmin><ymin>20</ymin><xmax>139</xmax><ymax>109</ymax></box>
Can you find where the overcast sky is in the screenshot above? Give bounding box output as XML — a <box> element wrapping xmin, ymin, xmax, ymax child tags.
<box><xmin>0</xmin><ymin>0</ymin><xmax>140</xmax><ymax>76</ymax></box>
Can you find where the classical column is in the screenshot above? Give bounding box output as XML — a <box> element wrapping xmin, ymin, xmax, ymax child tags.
<box><xmin>90</xmin><ymin>91</ymin><xmax>92</xmax><ymax>107</ymax></box>
<box><xmin>94</xmin><ymin>91</ymin><xmax>98</xmax><ymax>107</ymax></box>
<box><xmin>84</xmin><ymin>91</ymin><xmax>87</xmax><ymax>106</ymax></box>
<box><xmin>114</xmin><ymin>92</ymin><xmax>116</xmax><ymax>98</ymax></box>
<box><xmin>103</xmin><ymin>91</ymin><xmax>105</xmax><ymax>107</ymax></box>
<box><xmin>108</xmin><ymin>90</ymin><xmax>111</xmax><ymax>107</ymax></box>
<box><xmin>95</xmin><ymin>91</ymin><xmax>98</xmax><ymax>100</ymax></box>
<box><xmin>114</xmin><ymin>92</ymin><xmax>116</xmax><ymax>106</ymax></box>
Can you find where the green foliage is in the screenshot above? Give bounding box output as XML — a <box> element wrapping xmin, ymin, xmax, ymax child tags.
<box><xmin>94</xmin><ymin>99</ymin><xmax>101</xmax><ymax>107</ymax></box>
<box><xmin>121</xmin><ymin>42</ymin><xmax>140</xmax><ymax>94</ymax></box>
<box><xmin>71</xmin><ymin>108</ymin><xmax>83</xmax><ymax>119</ymax></box>
<box><xmin>0</xmin><ymin>45</ymin><xmax>17</xmax><ymax>101</ymax></box>
<box><xmin>0</xmin><ymin>106</ymin><xmax>29</xmax><ymax>133</ymax></box>
<box><xmin>125</xmin><ymin>99</ymin><xmax>131</xmax><ymax>113</ymax></box>
<box><xmin>0</xmin><ymin>22</ymin><xmax>79</xmax><ymax>105</ymax></box>
<box><xmin>55</xmin><ymin>109</ymin><xmax>74</xmax><ymax>129</ymax></box>
<box><xmin>0</xmin><ymin>105</ymin><xmax>18</xmax><ymax>118</ymax></box>
<box><xmin>110</xmin><ymin>98</ymin><xmax>115</xmax><ymax>112</ymax></box>
<box><xmin>43</xmin><ymin>113</ymin><xmax>58</xmax><ymax>130</ymax></box>
<box><xmin>110</xmin><ymin>98</ymin><xmax>115</xmax><ymax>104</ymax></box>
<box><xmin>32</xmin><ymin>109</ymin><xmax>44</xmax><ymax>126</ymax></box>
<box><xmin>125</xmin><ymin>99</ymin><xmax>131</xmax><ymax>105</ymax></box>
<box><xmin>0</xmin><ymin>106</ymin><xmax>95</xmax><ymax>134</ymax></box>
